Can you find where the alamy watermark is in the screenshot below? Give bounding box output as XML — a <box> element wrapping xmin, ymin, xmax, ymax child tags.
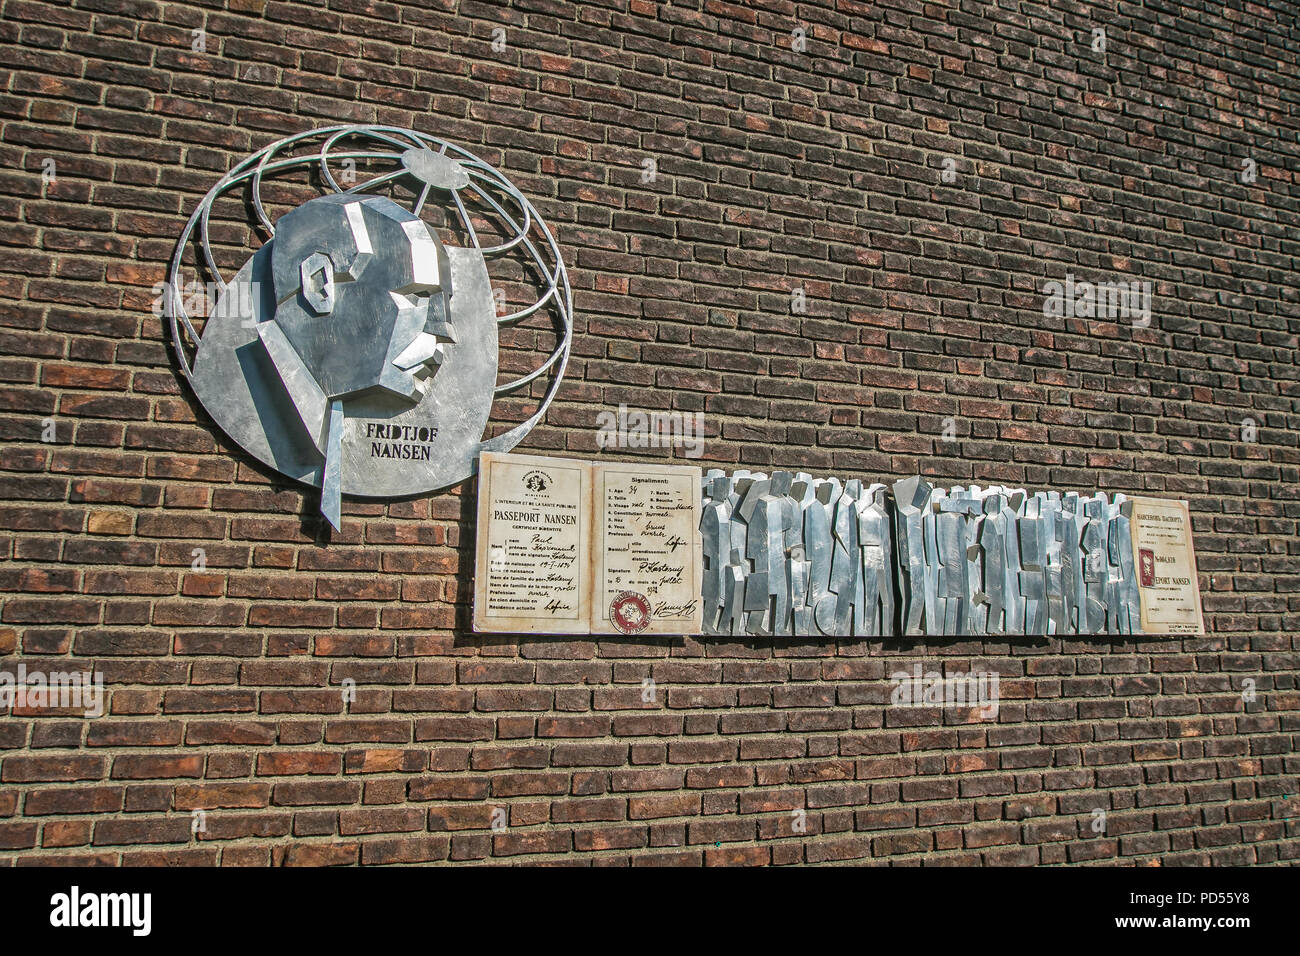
<box><xmin>890</xmin><ymin>662</ymin><xmax>999</xmax><ymax>718</ymax></box>
<box><xmin>150</xmin><ymin>278</ymin><xmax>260</xmax><ymax>322</ymax></box>
<box><xmin>1042</xmin><ymin>274</ymin><xmax>1151</xmax><ymax>328</ymax></box>
<box><xmin>0</xmin><ymin>664</ymin><xmax>104</xmax><ymax>718</ymax></box>
<box><xmin>50</xmin><ymin>886</ymin><xmax>150</xmax><ymax>936</ymax></box>
<box><xmin>596</xmin><ymin>404</ymin><xmax>704</xmax><ymax>458</ymax></box>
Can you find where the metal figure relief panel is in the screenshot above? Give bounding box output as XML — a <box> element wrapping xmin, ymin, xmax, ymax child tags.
<box><xmin>701</xmin><ymin>470</ymin><xmax>895</xmax><ymax>637</ymax></box>
<box><xmin>701</xmin><ymin>472</ymin><xmax>1143</xmax><ymax>638</ymax></box>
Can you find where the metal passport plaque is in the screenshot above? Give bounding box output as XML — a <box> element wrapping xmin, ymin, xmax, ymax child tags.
<box><xmin>165</xmin><ymin>125</ymin><xmax>573</xmax><ymax>529</ymax></box>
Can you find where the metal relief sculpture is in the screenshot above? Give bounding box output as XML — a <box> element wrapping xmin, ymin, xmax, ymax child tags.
<box><xmin>701</xmin><ymin>471</ymin><xmax>1142</xmax><ymax>637</ymax></box>
<box><xmin>702</xmin><ymin>470</ymin><xmax>897</xmax><ymax>637</ymax></box>
<box><xmin>166</xmin><ymin>126</ymin><xmax>572</xmax><ymax>528</ymax></box>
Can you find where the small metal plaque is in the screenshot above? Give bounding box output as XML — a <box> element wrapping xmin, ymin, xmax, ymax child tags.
<box><xmin>474</xmin><ymin>452</ymin><xmax>591</xmax><ymax>634</ymax></box>
<box><xmin>473</xmin><ymin>453</ymin><xmax>703</xmax><ymax>635</ymax></box>
<box><xmin>1124</xmin><ymin>497</ymin><xmax>1205</xmax><ymax>634</ymax></box>
<box><xmin>591</xmin><ymin>463</ymin><xmax>703</xmax><ymax>635</ymax></box>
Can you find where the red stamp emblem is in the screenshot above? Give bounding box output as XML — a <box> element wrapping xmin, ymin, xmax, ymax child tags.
<box><xmin>609</xmin><ymin>591</ymin><xmax>651</xmax><ymax>634</ymax></box>
<box><xmin>1139</xmin><ymin>548</ymin><xmax>1155</xmax><ymax>587</ymax></box>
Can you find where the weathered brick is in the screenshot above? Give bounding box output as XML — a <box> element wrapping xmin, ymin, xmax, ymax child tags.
<box><xmin>0</xmin><ymin>0</ymin><xmax>1292</xmax><ymax>873</ymax></box>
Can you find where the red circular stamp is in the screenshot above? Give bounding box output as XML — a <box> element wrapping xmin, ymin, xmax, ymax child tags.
<box><xmin>609</xmin><ymin>590</ymin><xmax>651</xmax><ymax>634</ymax></box>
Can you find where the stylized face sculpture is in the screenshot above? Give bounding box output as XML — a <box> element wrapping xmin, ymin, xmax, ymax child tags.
<box><xmin>245</xmin><ymin>194</ymin><xmax>460</xmax><ymax>529</ymax></box>
<box><xmin>169</xmin><ymin>127</ymin><xmax>573</xmax><ymax>533</ymax></box>
<box><xmin>263</xmin><ymin>193</ymin><xmax>455</xmax><ymax>404</ymax></box>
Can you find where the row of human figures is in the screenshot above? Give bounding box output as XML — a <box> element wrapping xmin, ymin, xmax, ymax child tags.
<box><xmin>700</xmin><ymin>470</ymin><xmax>1143</xmax><ymax>637</ymax></box>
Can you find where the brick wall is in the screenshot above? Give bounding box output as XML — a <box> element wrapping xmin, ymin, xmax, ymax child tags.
<box><xmin>0</xmin><ymin>0</ymin><xmax>1297</xmax><ymax>865</ymax></box>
